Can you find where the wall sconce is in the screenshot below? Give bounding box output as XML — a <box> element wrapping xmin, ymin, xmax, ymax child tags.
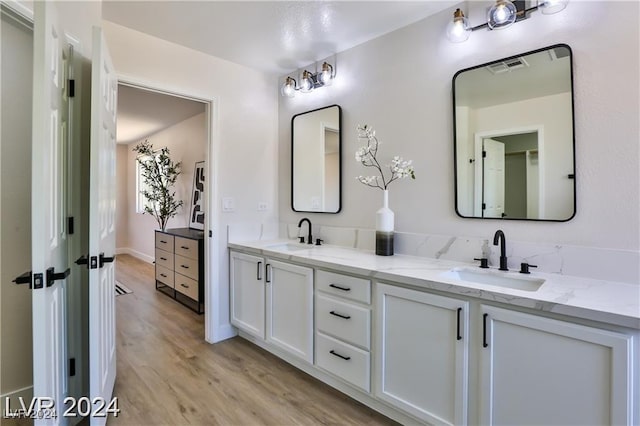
<box><xmin>280</xmin><ymin>61</ymin><xmax>335</xmax><ymax>98</ymax></box>
<box><xmin>446</xmin><ymin>0</ymin><xmax>568</xmax><ymax>43</ymax></box>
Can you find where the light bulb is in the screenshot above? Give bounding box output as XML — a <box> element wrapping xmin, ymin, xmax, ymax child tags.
<box><xmin>488</xmin><ymin>0</ymin><xmax>517</xmax><ymax>29</ymax></box>
<box><xmin>446</xmin><ymin>9</ymin><xmax>471</xmax><ymax>43</ymax></box>
<box><xmin>318</xmin><ymin>62</ymin><xmax>334</xmax><ymax>86</ymax></box>
<box><xmin>281</xmin><ymin>77</ymin><xmax>296</xmax><ymax>98</ymax></box>
<box><xmin>538</xmin><ymin>0</ymin><xmax>568</xmax><ymax>14</ymax></box>
<box><xmin>300</xmin><ymin>70</ymin><xmax>314</xmax><ymax>93</ymax></box>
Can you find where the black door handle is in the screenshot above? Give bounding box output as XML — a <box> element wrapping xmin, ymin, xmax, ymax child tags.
<box><xmin>483</xmin><ymin>313</ymin><xmax>489</xmax><ymax>348</ymax></box>
<box><xmin>75</xmin><ymin>255</ymin><xmax>88</xmax><ymax>265</ymax></box>
<box><xmin>76</xmin><ymin>255</ymin><xmax>98</xmax><ymax>269</ymax></box>
<box><xmin>46</xmin><ymin>267</ymin><xmax>70</xmax><ymax>287</ymax></box>
<box><xmin>257</xmin><ymin>261</ymin><xmax>262</xmax><ymax>280</ymax></box>
<box><xmin>456</xmin><ymin>307</ymin><xmax>462</xmax><ymax>341</ymax></box>
<box><xmin>99</xmin><ymin>253</ymin><xmax>115</xmax><ymax>268</ymax></box>
<box><xmin>12</xmin><ymin>270</ymin><xmax>32</xmax><ymax>286</ymax></box>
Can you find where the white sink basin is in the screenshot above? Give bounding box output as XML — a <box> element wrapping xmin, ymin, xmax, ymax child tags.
<box><xmin>264</xmin><ymin>243</ymin><xmax>310</xmax><ymax>252</ymax></box>
<box><xmin>442</xmin><ymin>268</ymin><xmax>545</xmax><ymax>292</ymax></box>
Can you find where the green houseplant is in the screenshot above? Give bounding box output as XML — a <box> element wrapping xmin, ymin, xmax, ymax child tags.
<box><xmin>133</xmin><ymin>140</ymin><xmax>183</xmax><ymax>231</ymax></box>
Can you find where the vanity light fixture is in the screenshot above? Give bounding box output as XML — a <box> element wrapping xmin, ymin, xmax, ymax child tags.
<box><xmin>280</xmin><ymin>61</ymin><xmax>335</xmax><ymax>98</ymax></box>
<box><xmin>446</xmin><ymin>0</ymin><xmax>568</xmax><ymax>43</ymax></box>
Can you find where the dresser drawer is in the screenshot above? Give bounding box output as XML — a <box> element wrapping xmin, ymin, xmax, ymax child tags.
<box><xmin>175</xmin><ymin>236</ymin><xmax>199</xmax><ymax>260</ymax></box>
<box><xmin>174</xmin><ymin>273</ymin><xmax>199</xmax><ymax>300</ymax></box>
<box><xmin>316</xmin><ymin>295</ymin><xmax>371</xmax><ymax>350</ymax></box>
<box><xmin>175</xmin><ymin>254</ymin><xmax>199</xmax><ymax>281</ymax></box>
<box><xmin>155</xmin><ymin>233</ymin><xmax>174</xmax><ymax>252</ymax></box>
<box><xmin>316</xmin><ymin>270</ymin><xmax>371</xmax><ymax>304</ymax></box>
<box><xmin>155</xmin><ymin>265</ymin><xmax>174</xmax><ymax>287</ymax></box>
<box><xmin>155</xmin><ymin>248</ymin><xmax>174</xmax><ymax>270</ymax></box>
<box><xmin>316</xmin><ymin>332</ymin><xmax>370</xmax><ymax>392</ymax></box>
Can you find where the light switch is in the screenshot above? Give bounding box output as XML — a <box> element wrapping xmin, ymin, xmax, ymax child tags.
<box><xmin>222</xmin><ymin>197</ymin><xmax>235</xmax><ymax>212</ymax></box>
<box><xmin>258</xmin><ymin>202</ymin><xmax>268</xmax><ymax>211</ymax></box>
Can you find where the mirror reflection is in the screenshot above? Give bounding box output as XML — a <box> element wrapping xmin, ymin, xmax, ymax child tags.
<box><xmin>292</xmin><ymin>105</ymin><xmax>342</xmax><ymax>213</ymax></box>
<box><xmin>453</xmin><ymin>44</ymin><xmax>575</xmax><ymax>221</ymax></box>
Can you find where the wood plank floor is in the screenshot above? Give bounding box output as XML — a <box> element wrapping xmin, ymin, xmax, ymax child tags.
<box><xmin>111</xmin><ymin>254</ymin><xmax>396</xmax><ymax>425</ymax></box>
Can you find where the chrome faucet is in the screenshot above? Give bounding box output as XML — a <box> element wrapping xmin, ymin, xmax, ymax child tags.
<box><xmin>298</xmin><ymin>218</ymin><xmax>313</xmax><ymax>244</ymax></box>
<box><xmin>493</xmin><ymin>230</ymin><xmax>508</xmax><ymax>271</ymax></box>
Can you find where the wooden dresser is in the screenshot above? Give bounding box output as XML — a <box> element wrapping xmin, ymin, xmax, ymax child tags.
<box><xmin>155</xmin><ymin>228</ymin><xmax>204</xmax><ymax>314</ymax></box>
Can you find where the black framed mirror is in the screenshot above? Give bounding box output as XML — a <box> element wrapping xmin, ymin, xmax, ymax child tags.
<box><xmin>453</xmin><ymin>44</ymin><xmax>576</xmax><ymax>221</ymax></box>
<box><xmin>292</xmin><ymin>105</ymin><xmax>342</xmax><ymax>213</ymax></box>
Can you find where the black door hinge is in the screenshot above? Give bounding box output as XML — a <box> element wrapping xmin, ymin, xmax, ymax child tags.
<box><xmin>482</xmin><ymin>150</ymin><xmax>487</xmax><ymax>158</ymax></box>
<box><xmin>209</xmin><ymin>230</ymin><xmax>212</xmax><ymax>238</ymax></box>
<box><xmin>68</xmin><ymin>79</ymin><xmax>75</xmax><ymax>98</ymax></box>
<box><xmin>67</xmin><ymin>217</ymin><xmax>74</xmax><ymax>235</ymax></box>
<box><xmin>482</xmin><ymin>203</ymin><xmax>486</xmax><ymax>210</ymax></box>
<box><xmin>69</xmin><ymin>358</ymin><xmax>76</xmax><ymax>377</ymax></box>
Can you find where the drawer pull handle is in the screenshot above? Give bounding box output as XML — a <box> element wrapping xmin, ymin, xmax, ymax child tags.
<box><xmin>181</xmin><ymin>265</ymin><xmax>189</xmax><ymax>269</ymax></box>
<box><xmin>329</xmin><ymin>311</ymin><xmax>351</xmax><ymax>320</ymax></box>
<box><xmin>160</xmin><ymin>240</ymin><xmax>167</xmax><ymax>244</ymax></box>
<box><xmin>329</xmin><ymin>283</ymin><xmax>350</xmax><ymax>292</ymax></box>
<box><xmin>181</xmin><ymin>246</ymin><xmax>189</xmax><ymax>250</ymax></box>
<box><xmin>160</xmin><ymin>257</ymin><xmax>167</xmax><ymax>261</ymax></box>
<box><xmin>180</xmin><ymin>283</ymin><xmax>189</xmax><ymax>288</ymax></box>
<box><xmin>329</xmin><ymin>350</ymin><xmax>350</xmax><ymax>361</ymax></box>
<box><xmin>160</xmin><ymin>273</ymin><xmax>167</xmax><ymax>278</ymax></box>
<box><xmin>456</xmin><ymin>307</ymin><xmax>462</xmax><ymax>341</ymax></box>
<box><xmin>483</xmin><ymin>313</ymin><xmax>489</xmax><ymax>348</ymax></box>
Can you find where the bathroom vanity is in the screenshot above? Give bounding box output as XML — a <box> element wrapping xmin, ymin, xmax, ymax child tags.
<box><xmin>229</xmin><ymin>240</ymin><xmax>639</xmax><ymax>426</ymax></box>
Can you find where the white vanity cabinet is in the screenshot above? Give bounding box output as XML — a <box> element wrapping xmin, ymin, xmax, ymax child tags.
<box><xmin>265</xmin><ymin>259</ymin><xmax>314</xmax><ymax>363</ymax></box>
<box><xmin>230</xmin><ymin>251</ymin><xmax>266</xmax><ymax>339</ymax></box>
<box><xmin>230</xmin><ymin>251</ymin><xmax>314</xmax><ymax>363</ymax></box>
<box><xmin>480</xmin><ymin>305</ymin><xmax>635</xmax><ymax>426</ymax></box>
<box><xmin>375</xmin><ymin>283</ymin><xmax>470</xmax><ymax>426</ymax></box>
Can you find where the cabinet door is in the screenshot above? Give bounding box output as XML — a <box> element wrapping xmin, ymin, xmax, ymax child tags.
<box><xmin>375</xmin><ymin>283</ymin><xmax>469</xmax><ymax>426</ymax></box>
<box><xmin>230</xmin><ymin>251</ymin><xmax>265</xmax><ymax>339</ymax></box>
<box><xmin>481</xmin><ymin>305</ymin><xmax>634</xmax><ymax>426</ymax></box>
<box><xmin>266</xmin><ymin>259</ymin><xmax>314</xmax><ymax>363</ymax></box>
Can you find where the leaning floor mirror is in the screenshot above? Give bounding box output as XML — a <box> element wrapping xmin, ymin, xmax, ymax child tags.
<box><xmin>292</xmin><ymin>105</ymin><xmax>342</xmax><ymax>213</ymax></box>
<box><xmin>453</xmin><ymin>44</ymin><xmax>576</xmax><ymax>221</ymax></box>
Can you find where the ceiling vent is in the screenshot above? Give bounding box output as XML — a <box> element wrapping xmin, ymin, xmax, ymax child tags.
<box><xmin>485</xmin><ymin>57</ymin><xmax>529</xmax><ymax>74</ymax></box>
<box><xmin>548</xmin><ymin>47</ymin><xmax>570</xmax><ymax>61</ymax></box>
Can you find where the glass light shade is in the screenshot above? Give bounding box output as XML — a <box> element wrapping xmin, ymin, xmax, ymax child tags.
<box><xmin>538</xmin><ymin>0</ymin><xmax>568</xmax><ymax>14</ymax></box>
<box><xmin>318</xmin><ymin>62</ymin><xmax>334</xmax><ymax>86</ymax></box>
<box><xmin>300</xmin><ymin>70</ymin><xmax>314</xmax><ymax>93</ymax></box>
<box><xmin>281</xmin><ymin>77</ymin><xmax>296</xmax><ymax>98</ymax></box>
<box><xmin>487</xmin><ymin>0</ymin><xmax>517</xmax><ymax>29</ymax></box>
<box><xmin>447</xmin><ymin>9</ymin><xmax>471</xmax><ymax>43</ymax></box>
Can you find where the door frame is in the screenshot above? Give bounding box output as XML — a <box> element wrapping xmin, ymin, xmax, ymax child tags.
<box><xmin>116</xmin><ymin>76</ymin><xmax>220</xmax><ymax>343</ymax></box>
<box><xmin>473</xmin><ymin>125</ymin><xmax>545</xmax><ymax>218</ymax></box>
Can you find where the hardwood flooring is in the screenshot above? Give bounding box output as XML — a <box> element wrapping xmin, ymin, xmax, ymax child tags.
<box><xmin>111</xmin><ymin>254</ymin><xmax>396</xmax><ymax>426</ymax></box>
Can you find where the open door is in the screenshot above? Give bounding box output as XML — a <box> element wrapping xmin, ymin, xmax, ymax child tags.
<box><xmin>29</xmin><ymin>1</ymin><xmax>70</xmax><ymax>423</ymax></box>
<box><xmin>482</xmin><ymin>138</ymin><xmax>505</xmax><ymax>218</ymax></box>
<box><xmin>88</xmin><ymin>26</ymin><xmax>117</xmax><ymax>423</ymax></box>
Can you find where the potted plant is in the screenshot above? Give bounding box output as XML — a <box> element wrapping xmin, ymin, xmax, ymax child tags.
<box><xmin>133</xmin><ymin>140</ymin><xmax>183</xmax><ymax>231</ymax></box>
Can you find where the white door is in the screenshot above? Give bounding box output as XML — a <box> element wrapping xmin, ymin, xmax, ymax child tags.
<box><xmin>266</xmin><ymin>259</ymin><xmax>313</xmax><ymax>363</ymax></box>
<box><xmin>480</xmin><ymin>305</ymin><xmax>634</xmax><ymax>425</ymax></box>
<box><xmin>482</xmin><ymin>138</ymin><xmax>505</xmax><ymax>218</ymax></box>
<box><xmin>30</xmin><ymin>2</ymin><xmax>70</xmax><ymax>423</ymax></box>
<box><xmin>375</xmin><ymin>283</ymin><xmax>469</xmax><ymax>426</ymax></box>
<box><xmin>230</xmin><ymin>251</ymin><xmax>265</xmax><ymax>339</ymax></box>
<box><xmin>88</xmin><ymin>27</ymin><xmax>117</xmax><ymax>422</ymax></box>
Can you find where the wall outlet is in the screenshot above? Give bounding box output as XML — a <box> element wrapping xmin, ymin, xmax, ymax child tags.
<box><xmin>222</xmin><ymin>197</ymin><xmax>236</xmax><ymax>212</ymax></box>
<box><xmin>258</xmin><ymin>202</ymin><xmax>268</xmax><ymax>211</ymax></box>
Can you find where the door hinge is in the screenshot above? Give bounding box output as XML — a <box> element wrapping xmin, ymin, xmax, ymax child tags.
<box><xmin>482</xmin><ymin>150</ymin><xmax>487</xmax><ymax>158</ymax></box>
<box><xmin>482</xmin><ymin>203</ymin><xmax>486</xmax><ymax>210</ymax></box>
<box><xmin>68</xmin><ymin>79</ymin><xmax>75</xmax><ymax>98</ymax></box>
<box><xmin>69</xmin><ymin>358</ymin><xmax>76</xmax><ymax>377</ymax></box>
<box><xmin>209</xmin><ymin>230</ymin><xmax>212</xmax><ymax>238</ymax></box>
<box><xmin>67</xmin><ymin>217</ymin><xmax>74</xmax><ymax>235</ymax></box>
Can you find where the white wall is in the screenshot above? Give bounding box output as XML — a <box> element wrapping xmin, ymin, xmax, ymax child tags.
<box><xmin>103</xmin><ymin>21</ymin><xmax>279</xmax><ymax>342</ymax></box>
<box><xmin>119</xmin><ymin>112</ymin><xmax>206</xmax><ymax>260</ymax></box>
<box><xmin>278</xmin><ymin>1</ymin><xmax>639</xmax><ymax>252</ymax></box>
<box><xmin>115</xmin><ymin>144</ymin><xmax>129</xmax><ymax>249</ymax></box>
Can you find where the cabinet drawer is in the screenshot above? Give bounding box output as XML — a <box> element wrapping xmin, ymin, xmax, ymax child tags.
<box><xmin>174</xmin><ymin>273</ymin><xmax>199</xmax><ymax>301</ymax></box>
<box><xmin>316</xmin><ymin>270</ymin><xmax>371</xmax><ymax>304</ymax></box>
<box><xmin>155</xmin><ymin>233</ymin><xmax>174</xmax><ymax>252</ymax></box>
<box><xmin>155</xmin><ymin>265</ymin><xmax>174</xmax><ymax>287</ymax></box>
<box><xmin>155</xmin><ymin>248</ymin><xmax>174</xmax><ymax>270</ymax></box>
<box><xmin>175</xmin><ymin>254</ymin><xmax>199</xmax><ymax>281</ymax></box>
<box><xmin>316</xmin><ymin>332</ymin><xmax>370</xmax><ymax>392</ymax></box>
<box><xmin>175</xmin><ymin>236</ymin><xmax>199</xmax><ymax>260</ymax></box>
<box><xmin>316</xmin><ymin>295</ymin><xmax>371</xmax><ymax>350</ymax></box>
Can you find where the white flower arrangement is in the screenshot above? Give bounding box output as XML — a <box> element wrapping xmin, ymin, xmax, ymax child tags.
<box><xmin>355</xmin><ymin>124</ymin><xmax>416</xmax><ymax>190</ymax></box>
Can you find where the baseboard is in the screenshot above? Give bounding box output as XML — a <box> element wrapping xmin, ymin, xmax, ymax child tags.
<box><xmin>115</xmin><ymin>247</ymin><xmax>154</xmax><ymax>264</ymax></box>
<box><xmin>0</xmin><ymin>385</ymin><xmax>33</xmax><ymax>412</ymax></box>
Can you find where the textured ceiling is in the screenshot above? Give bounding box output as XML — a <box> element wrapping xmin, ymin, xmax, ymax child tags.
<box><xmin>102</xmin><ymin>1</ymin><xmax>458</xmax><ymax>75</ymax></box>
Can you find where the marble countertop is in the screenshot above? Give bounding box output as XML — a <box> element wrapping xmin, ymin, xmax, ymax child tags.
<box><xmin>229</xmin><ymin>239</ymin><xmax>640</xmax><ymax>330</ymax></box>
